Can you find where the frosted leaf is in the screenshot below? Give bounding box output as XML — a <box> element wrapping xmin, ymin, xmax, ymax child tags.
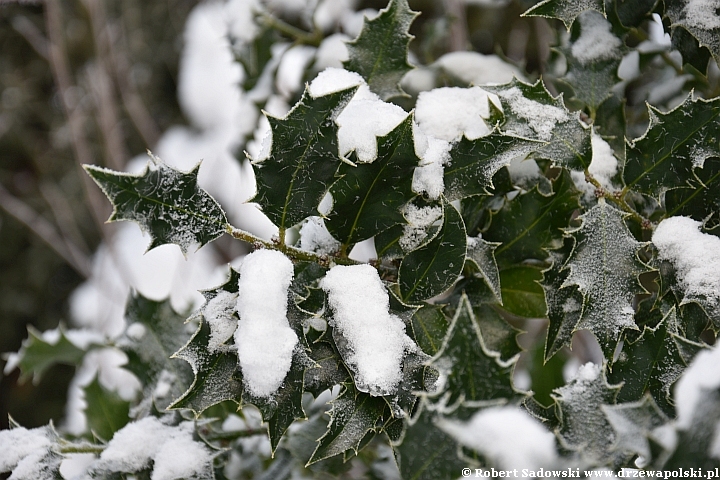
<box><xmin>553</xmin><ymin>363</ymin><xmax>621</xmax><ymax>461</ymax></box>
<box><xmin>203</xmin><ymin>290</ymin><xmax>238</xmax><ymax>353</ymax></box>
<box><xmin>653</xmin><ymin>216</ymin><xmax>720</xmax><ymax>313</ymax></box>
<box><xmin>399</xmin><ymin>202</ymin><xmax>443</xmax><ymax>252</ymax></box>
<box><xmin>299</xmin><ymin>216</ymin><xmax>341</xmax><ymax>255</ymax></box>
<box><xmin>563</xmin><ymin>201</ymin><xmax>648</xmax><ymax>359</ymax></box>
<box><xmin>497</xmin><ymin>86</ymin><xmax>568</xmax><ymax>141</ymax></box>
<box><xmin>601</xmin><ymin>395</ymin><xmax>668</xmax><ymax>459</ymax></box>
<box><xmin>438</xmin><ymin>406</ymin><xmax>557</xmax><ymax>470</ymax></box>
<box><xmin>571</xmin><ymin>11</ymin><xmax>622</xmax><ymax>65</ymax></box>
<box><xmin>414</xmin><ymin>87</ymin><xmax>493</xmax><ymax>142</ymax></box>
<box><xmin>673</xmin><ymin>342</ymin><xmax>720</xmax><ymax>429</ymax></box>
<box><xmin>235</xmin><ymin>250</ymin><xmax>298</xmax><ymax>398</ymax></box>
<box><xmin>320</xmin><ymin>264</ymin><xmax>417</xmax><ymax>396</ymax></box>
<box><xmin>466</xmin><ymin>235</ymin><xmax>502</xmax><ymax>303</ymax></box>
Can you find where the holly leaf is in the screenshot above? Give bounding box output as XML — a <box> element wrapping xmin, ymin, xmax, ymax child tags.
<box><xmin>9</xmin><ymin>325</ymin><xmax>98</xmax><ymax>383</ymax></box>
<box><xmin>608</xmin><ymin>308</ymin><xmax>706</xmax><ymax>417</ymax></box>
<box><xmin>560</xmin><ymin>11</ymin><xmax>623</xmax><ymax>110</ymax></box>
<box><xmin>670</xmin><ymin>25</ymin><xmax>713</xmax><ymax>74</ymax></box>
<box><xmin>498</xmin><ymin>266</ymin><xmax>547</xmax><ymax>318</ymax></box>
<box><xmin>665</xmin><ymin>157</ymin><xmax>720</xmax><ymax>236</ymax></box>
<box><xmin>83</xmin><ymin>376</ymin><xmax>130</xmax><ymax>441</ymax></box>
<box><xmin>484</xmin><ymin>79</ymin><xmax>592</xmax><ymax>170</ymax></box>
<box><xmin>392</xmin><ymin>402</ymin><xmax>465</xmax><ymax>480</ymax></box>
<box><xmin>325</xmin><ymin>115</ymin><xmax>417</xmax><ymax>247</ymax></box>
<box><xmin>399</xmin><ymin>199</ymin><xmax>467</xmax><ymax>304</ymax></box>
<box><xmin>343</xmin><ymin>0</ymin><xmax>418</xmax><ymax>100</ymax></box>
<box><xmin>553</xmin><ymin>363</ymin><xmax>622</xmax><ymax>461</ymax></box>
<box><xmin>622</xmin><ymin>94</ymin><xmax>720</xmax><ymax>198</ymax></box>
<box><xmin>563</xmin><ymin>201</ymin><xmax>650</xmax><ymax>360</ymax></box>
<box><xmin>304</xmin><ymin>341</ymin><xmax>351</xmax><ymax>398</ymax></box>
<box><xmin>663</xmin><ymin>388</ymin><xmax>720</xmax><ymax>470</ymax></box>
<box><xmin>169</xmin><ymin>319</ymin><xmax>243</xmax><ymax>415</ymax></box>
<box><xmin>120</xmin><ymin>293</ymin><xmax>194</xmax><ymax>409</ymax></box>
<box><xmin>252</xmin><ymin>86</ymin><xmax>356</xmax><ymax>230</ymax></box>
<box><xmin>409</xmin><ymin>303</ymin><xmax>449</xmax><ymax>356</ymax></box>
<box><xmin>308</xmin><ymin>384</ymin><xmax>390</xmax><ymax>464</ymax></box>
<box><xmin>472</xmin><ymin>303</ymin><xmax>523</xmax><ymax>363</ymax></box>
<box><xmin>428</xmin><ymin>294</ymin><xmax>519</xmax><ymax>409</ymax></box>
<box><xmin>541</xmin><ymin>249</ymin><xmax>584</xmax><ymax>362</ymax></box>
<box><xmin>466</xmin><ymin>236</ymin><xmax>502</xmax><ymax>303</ymax></box>
<box><xmin>665</xmin><ymin>1</ymin><xmax>720</xmax><ymax>66</ymax></box>
<box><xmin>483</xmin><ymin>170</ymin><xmax>581</xmax><ymax>267</ymax></box>
<box><xmin>84</xmin><ymin>159</ymin><xmax>227</xmax><ymax>254</ymax></box>
<box><xmin>522</xmin><ymin>0</ymin><xmax>604</xmax><ymax>30</ymax></box>
<box><xmin>444</xmin><ymin>132</ymin><xmax>542</xmax><ymax>201</ymax></box>
<box><xmin>614</xmin><ymin>0</ymin><xmax>658</xmax><ymax>28</ymax></box>
<box><xmin>602</xmin><ymin>395</ymin><xmax>668</xmax><ymax>459</ymax></box>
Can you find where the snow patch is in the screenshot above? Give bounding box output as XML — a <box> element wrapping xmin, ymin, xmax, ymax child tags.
<box><xmin>652</xmin><ymin>216</ymin><xmax>720</xmax><ymax>309</ymax></box>
<box><xmin>204</xmin><ymin>290</ymin><xmax>238</xmax><ymax>352</ymax></box>
<box><xmin>572</xmin><ymin>11</ymin><xmax>623</xmax><ymax>65</ymax></box>
<box><xmin>399</xmin><ymin>203</ymin><xmax>442</xmax><ymax>251</ymax></box>
<box><xmin>673</xmin><ymin>343</ymin><xmax>720</xmax><ymax>429</ymax></box>
<box><xmin>411</xmin><ymin>125</ymin><xmax>452</xmax><ymax>200</ymax></box>
<box><xmin>0</xmin><ymin>427</ymin><xmax>51</xmax><ymax>472</ymax></box>
<box><xmin>434</xmin><ymin>51</ymin><xmax>522</xmax><ymax>86</ymax></box>
<box><xmin>415</xmin><ymin>86</ymin><xmax>493</xmax><ymax>142</ymax></box>
<box><xmin>438</xmin><ymin>406</ymin><xmax>557</xmax><ymax>470</ymax></box>
<box><xmin>498</xmin><ymin>87</ymin><xmax>568</xmax><ymax>141</ymax></box>
<box><xmin>682</xmin><ymin>0</ymin><xmax>720</xmax><ymax>30</ymax></box>
<box><xmin>320</xmin><ymin>264</ymin><xmax>416</xmax><ymax>395</ymax></box>
<box><xmin>299</xmin><ymin>216</ymin><xmax>340</xmax><ymax>255</ymax></box>
<box><xmin>235</xmin><ymin>250</ymin><xmax>298</xmax><ymax>398</ymax></box>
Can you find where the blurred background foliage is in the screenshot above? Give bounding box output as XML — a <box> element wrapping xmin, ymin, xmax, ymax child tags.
<box><xmin>2</xmin><ymin>0</ymin><xmax>718</xmax><ymax>433</ymax></box>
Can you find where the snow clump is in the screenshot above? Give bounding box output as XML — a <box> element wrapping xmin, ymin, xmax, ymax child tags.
<box><xmin>571</xmin><ymin>11</ymin><xmax>623</xmax><ymax>65</ymax></box>
<box><xmin>652</xmin><ymin>216</ymin><xmax>720</xmax><ymax>309</ymax></box>
<box><xmin>235</xmin><ymin>250</ymin><xmax>298</xmax><ymax>398</ymax></box>
<box><xmin>320</xmin><ymin>264</ymin><xmax>417</xmax><ymax>395</ymax></box>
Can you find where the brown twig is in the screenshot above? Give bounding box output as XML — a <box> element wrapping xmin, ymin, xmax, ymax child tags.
<box><xmin>442</xmin><ymin>0</ymin><xmax>469</xmax><ymax>52</ymax></box>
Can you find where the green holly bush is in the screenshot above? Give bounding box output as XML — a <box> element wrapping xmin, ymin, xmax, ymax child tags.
<box><xmin>3</xmin><ymin>0</ymin><xmax>720</xmax><ymax>478</ymax></box>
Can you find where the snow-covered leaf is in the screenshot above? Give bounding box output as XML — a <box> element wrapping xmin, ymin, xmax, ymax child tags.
<box><xmin>484</xmin><ymin>79</ymin><xmax>592</xmax><ymax>170</ymax></box>
<box><xmin>252</xmin><ymin>86</ymin><xmax>356</xmax><ymax>230</ymax></box>
<box><xmin>444</xmin><ymin>132</ymin><xmax>541</xmax><ymax>201</ymax></box>
<box><xmin>523</xmin><ymin>0</ymin><xmax>605</xmax><ymax>31</ymax></box>
<box><xmin>398</xmin><ymin>199</ymin><xmax>467</xmax><ymax>304</ymax></box>
<box><xmin>563</xmin><ymin>201</ymin><xmax>649</xmax><ymax>359</ymax></box>
<box><xmin>84</xmin><ymin>376</ymin><xmax>130</xmax><ymax>441</ymax></box>
<box><xmin>428</xmin><ymin>294</ymin><xmax>519</xmax><ymax>409</ymax></box>
<box><xmin>553</xmin><ymin>363</ymin><xmax>621</xmax><ymax>461</ymax></box>
<box><xmin>665</xmin><ymin>0</ymin><xmax>720</xmax><ymax>66</ymax></box>
<box><xmin>602</xmin><ymin>395</ymin><xmax>668</xmax><ymax>459</ymax></box>
<box><xmin>608</xmin><ymin>308</ymin><xmax>706</xmax><ymax>417</ymax></box>
<box><xmin>85</xmin><ymin>160</ymin><xmax>227</xmax><ymax>254</ymax></box>
<box><xmin>325</xmin><ymin>115</ymin><xmax>417</xmax><ymax>247</ymax></box>
<box><xmin>623</xmin><ymin>95</ymin><xmax>720</xmax><ymax>198</ymax></box>
<box><xmin>483</xmin><ymin>170</ymin><xmax>580</xmax><ymax>267</ymax></box>
<box><xmin>121</xmin><ymin>293</ymin><xmax>194</xmax><ymax>408</ymax></box>
<box><xmin>308</xmin><ymin>384</ymin><xmax>389</xmax><ymax>464</ymax></box>
<box><xmin>664</xmin><ymin>157</ymin><xmax>720</xmax><ymax>236</ymax></box>
<box><xmin>343</xmin><ymin>0</ymin><xmax>418</xmax><ymax>100</ymax></box>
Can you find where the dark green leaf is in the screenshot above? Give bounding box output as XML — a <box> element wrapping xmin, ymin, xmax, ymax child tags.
<box><xmin>234</xmin><ymin>26</ymin><xmax>278</xmax><ymax>91</ymax></box>
<box><xmin>325</xmin><ymin>115</ymin><xmax>417</xmax><ymax>247</ymax></box>
<box><xmin>522</xmin><ymin>0</ymin><xmax>604</xmax><ymax>30</ymax></box>
<box><xmin>608</xmin><ymin>308</ymin><xmax>706</xmax><ymax>417</ymax></box>
<box><xmin>399</xmin><ymin>199</ymin><xmax>467</xmax><ymax>303</ymax></box>
<box><xmin>472</xmin><ymin>303</ymin><xmax>522</xmax><ymax>362</ymax></box>
<box><xmin>428</xmin><ymin>294</ymin><xmax>519</xmax><ymax>409</ymax></box>
<box><xmin>665</xmin><ymin>2</ymin><xmax>720</xmax><ymax>66</ymax></box>
<box><xmin>614</xmin><ymin>0</ymin><xmax>658</xmax><ymax>28</ymax></box>
<box><xmin>11</xmin><ymin>326</ymin><xmax>93</xmax><ymax>383</ymax></box>
<box><xmin>594</xmin><ymin>95</ymin><xmax>627</xmax><ymax>161</ymax></box>
<box><xmin>392</xmin><ymin>403</ymin><xmax>465</xmax><ymax>480</ymax></box>
<box><xmin>483</xmin><ymin>170</ymin><xmax>580</xmax><ymax>267</ymax></box>
<box><xmin>308</xmin><ymin>384</ymin><xmax>389</xmax><ymax>464</ymax></box>
<box><xmin>553</xmin><ymin>363</ymin><xmax>621</xmax><ymax>461</ymax></box>
<box><xmin>541</xmin><ymin>249</ymin><xmax>584</xmax><ymax>361</ymax></box>
<box><xmin>623</xmin><ymin>94</ymin><xmax>720</xmax><ymax>198</ymax></box>
<box><xmin>602</xmin><ymin>395</ymin><xmax>668</xmax><ymax>459</ymax></box>
<box><xmin>663</xmin><ymin>389</ymin><xmax>720</xmax><ymax>470</ymax></box>
<box><xmin>409</xmin><ymin>303</ymin><xmax>449</xmax><ymax>356</ymax></box>
<box><xmin>253</xmin><ymin>87</ymin><xmax>356</xmax><ymax>230</ymax></box>
<box><xmin>85</xmin><ymin>160</ymin><xmax>227</xmax><ymax>254</ymax></box>
<box><xmin>83</xmin><ymin>376</ymin><xmax>130</xmax><ymax>441</ymax></box>
<box><xmin>343</xmin><ymin>0</ymin><xmax>418</xmax><ymax>100</ymax></box>
<box><xmin>121</xmin><ymin>293</ymin><xmax>194</xmax><ymax>409</ymax></box>
<box><xmin>169</xmin><ymin>319</ymin><xmax>242</xmax><ymax>415</ymax></box>
<box><xmin>670</xmin><ymin>26</ymin><xmax>713</xmax><ymax>74</ymax></box>
<box><xmin>444</xmin><ymin>132</ymin><xmax>541</xmax><ymax>201</ymax></box>
<box><xmin>304</xmin><ymin>341</ymin><xmax>350</xmax><ymax>398</ymax></box>
<box><xmin>498</xmin><ymin>266</ymin><xmax>546</xmax><ymax>318</ymax></box>
<box><xmin>484</xmin><ymin>79</ymin><xmax>592</xmax><ymax>170</ymax></box>
<box><xmin>563</xmin><ymin>201</ymin><xmax>650</xmax><ymax>359</ymax></box>
<box><xmin>466</xmin><ymin>236</ymin><xmax>502</xmax><ymax>303</ymax></box>
<box><xmin>664</xmin><ymin>157</ymin><xmax>720</xmax><ymax>236</ymax></box>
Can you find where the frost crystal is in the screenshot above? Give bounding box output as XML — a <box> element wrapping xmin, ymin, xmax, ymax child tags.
<box><xmin>204</xmin><ymin>290</ymin><xmax>238</xmax><ymax>352</ymax></box>
<box><xmin>320</xmin><ymin>264</ymin><xmax>416</xmax><ymax>395</ymax></box>
<box><xmin>681</xmin><ymin>0</ymin><xmax>720</xmax><ymax>30</ymax></box>
<box><xmin>497</xmin><ymin>87</ymin><xmax>568</xmax><ymax>140</ymax></box>
<box><xmin>572</xmin><ymin>11</ymin><xmax>622</xmax><ymax>65</ymax></box>
<box><xmin>438</xmin><ymin>406</ymin><xmax>557</xmax><ymax>470</ymax></box>
<box><xmin>653</xmin><ymin>216</ymin><xmax>720</xmax><ymax>309</ymax></box>
<box><xmin>235</xmin><ymin>250</ymin><xmax>298</xmax><ymax>398</ymax></box>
